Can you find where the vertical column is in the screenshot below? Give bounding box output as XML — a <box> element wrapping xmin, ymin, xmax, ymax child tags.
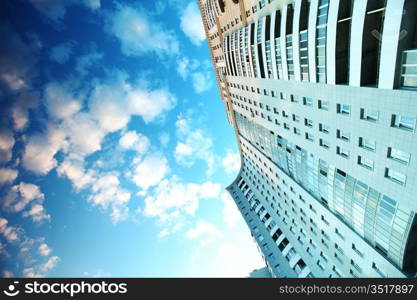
<box><xmin>293</xmin><ymin>0</ymin><xmax>302</xmax><ymax>82</ymax></box>
<box><xmin>270</xmin><ymin>11</ymin><xmax>279</xmax><ymax>80</ymax></box>
<box><xmin>326</xmin><ymin>0</ymin><xmax>340</xmax><ymax>85</ymax></box>
<box><xmin>308</xmin><ymin>0</ymin><xmax>319</xmax><ymax>83</ymax></box>
<box><xmin>349</xmin><ymin>0</ymin><xmax>368</xmax><ymax>87</ymax></box>
<box><xmin>378</xmin><ymin>0</ymin><xmax>406</xmax><ymax>89</ymax></box>
<box><xmin>281</xmin><ymin>4</ymin><xmax>289</xmax><ymax>80</ymax></box>
<box><xmin>261</xmin><ymin>16</ymin><xmax>269</xmax><ymax>79</ymax></box>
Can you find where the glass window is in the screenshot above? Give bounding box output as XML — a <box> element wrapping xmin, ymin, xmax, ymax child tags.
<box><xmin>385</xmin><ymin>168</ymin><xmax>406</xmax><ymax>185</ymax></box>
<box><xmin>337</xmin><ymin>130</ymin><xmax>350</xmax><ymax>141</ymax></box>
<box><xmin>358</xmin><ymin>156</ymin><xmax>374</xmax><ymax>170</ymax></box>
<box><xmin>319</xmin><ymin>123</ymin><xmax>330</xmax><ymax>133</ymax></box>
<box><xmin>337</xmin><ymin>146</ymin><xmax>349</xmax><ymax>158</ymax></box>
<box><xmin>318</xmin><ymin>100</ymin><xmax>329</xmax><ymax>110</ymax></box>
<box><xmin>387</xmin><ymin>147</ymin><xmax>410</xmax><ymax>165</ymax></box>
<box><xmin>359</xmin><ymin>137</ymin><xmax>376</xmax><ymax>151</ymax></box>
<box><xmin>360</xmin><ymin>108</ymin><xmax>379</xmax><ymax>122</ymax></box>
<box><xmin>337</xmin><ymin>104</ymin><xmax>351</xmax><ymax>115</ymax></box>
<box><xmin>391</xmin><ymin>114</ymin><xmax>416</xmax><ymax>131</ymax></box>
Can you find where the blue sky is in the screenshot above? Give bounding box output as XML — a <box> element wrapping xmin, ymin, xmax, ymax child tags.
<box><xmin>0</xmin><ymin>0</ymin><xmax>264</xmax><ymax>277</ymax></box>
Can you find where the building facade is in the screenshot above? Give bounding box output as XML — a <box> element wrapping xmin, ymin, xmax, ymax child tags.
<box><xmin>199</xmin><ymin>0</ymin><xmax>417</xmax><ymax>277</ymax></box>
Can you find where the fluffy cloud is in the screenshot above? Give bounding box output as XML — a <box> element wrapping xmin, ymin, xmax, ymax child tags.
<box><xmin>44</xmin><ymin>82</ymin><xmax>82</xmax><ymax>121</ymax></box>
<box><xmin>174</xmin><ymin>115</ymin><xmax>216</xmax><ymax>175</ymax></box>
<box><xmin>23</xmin><ymin>255</ymin><xmax>60</xmax><ymax>278</ymax></box>
<box><xmin>39</xmin><ymin>243</ymin><xmax>51</xmax><ymax>257</ymax></box>
<box><xmin>191</xmin><ymin>71</ymin><xmax>213</xmax><ymax>94</ymax></box>
<box><xmin>222</xmin><ymin>151</ymin><xmax>241</xmax><ymax>174</ymax></box>
<box><xmin>2</xmin><ymin>182</ymin><xmax>51</xmax><ymax>223</ymax></box>
<box><xmin>89</xmin><ymin>173</ymin><xmax>131</xmax><ymax>223</ymax></box>
<box><xmin>143</xmin><ymin>177</ymin><xmax>221</xmax><ymax>221</ymax></box>
<box><xmin>22</xmin><ymin>204</ymin><xmax>51</xmax><ymax>223</ymax></box>
<box><xmin>57</xmin><ymin>158</ymin><xmax>95</xmax><ymax>191</ymax></box>
<box><xmin>177</xmin><ymin>57</ymin><xmax>200</xmax><ymax>80</ymax></box>
<box><xmin>180</xmin><ymin>2</ymin><xmax>206</xmax><ymax>46</ymax></box>
<box><xmin>0</xmin><ymin>217</ymin><xmax>20</xmax><ymax>243</ymax></box>
<box><xmin>0</xmin><ymin>168</ymin><xmax>18</xmax><ymax>185</ymax></box>
<box><xmin>132</xmin><ymin>153</ymin><xmax>169</xmax><ymax>191</ymax></box>
<box><xmin>3</xmin><ymin>182</ymin><xmax>44</xmax><ymax>212</ymax></box>
<box><xmin>221</xmin><ymin>192</ymin><xmax>241</xmax><ymax>228</ymax></box>
<box><xmin>106</xmin><ymin>5</ymin><xmax>179</xmax><ymax>56</ymax></box>
<box><xmin>0</xmin><ymin>129</ymin><xmax>15</xmax><ymax>163</ymax></box>
<box><xmin>22</xmin><ymin>124</ymin><xmax>68</xmax><ymax>174</ymax></box>
<box><xmin>186</xmin><ymin>220</ymin><xmax>222</xmax><ymax>247</ymax></box>
<box><xmin>11</xmin><ymin>92</ymin><xmax>38</xmax><ymax>131</ymax></box>
<box><xmin>50</xmin><ymin>42</ymin><xmax>75</xmax><ymax>64</ymax></box>
<box><xmin>119</xmin><ymin>131</ymin><xmax>150</xmax><ymax>155</ymax></box>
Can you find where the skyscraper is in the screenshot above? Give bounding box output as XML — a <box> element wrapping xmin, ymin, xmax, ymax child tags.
<box><xmin>199</xmin><ymin>0</ymin><xmax>417</xmax><ymax>277</ymax></box>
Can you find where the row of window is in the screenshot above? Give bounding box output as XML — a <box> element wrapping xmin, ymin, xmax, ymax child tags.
<box><xmin>239</xmin><ymin>142</ymin><xmax>390</xmax><ymax>277</ymax></box>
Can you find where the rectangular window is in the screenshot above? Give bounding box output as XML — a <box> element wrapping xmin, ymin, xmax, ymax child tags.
<box><xmin>304</xmin><ymin>118</ymin><xmax>313</xmax><ymax>127</ymax></box>
<box><xmin>358</xmin><ymin>156</ymin><xmax>374</xmax><ymax>170</ymax></box>
<box><xmin>360</xmin><ymin>108</ymin><xmax>379</xmax><ymax>122</ymax></box>
<box><xmin>391</xmin><ymin>114</ymin><xmax>416</xmax><ymax>131</ymax></box>
<box><xmin>385</xmin><ymin>168</ymin><xmax>406</xmax><ymax>185</ymax></box>
<box><xmin>337</xmin><ymin>104</ymin><xmax>351</xmax><ymax>115</ymax></box>
<box><xmin>352</xmin><ymin>244</ymin><xmax>363</xmax><ymax>257</ymax></box>
<box><xmin>336</xmin><ymin>146</ymin><xmax>349</xmax><ymax>158</ymax></box>
<box><xmin>284</xmin><ymin>123</ymin><xmax>290</xmax><ymax>130</ymax></box>
<box><xmin>292</xmin><ymin>114</ymin><xmax>300</xmax><ymax>122</ymax></box>
<box><xmin>337</xmin><ymin>129</ymin><xmax>350</xmax><ymax>142</ymax></box>
<box><xmin>303</xmin><ymin>97</ymin><xmax>313</xmax><ymax>106</ymax></box>
<box><xmin>319</xmin><ymin>123</ymin><xmax>330</xmax><ymax>133</ymax></box>
<box><xmin>387</xmin><ymin>147</ymin><xmax>411</xmax><ymax>165</ymax></box>
<box><xmin>305</xmin><ymin>132</ymin><xmax>314</xmax><ymax>142</ymax></box>
<box><xmin>359</xmin><ymin>137</ymin><xmax>376</xmax><ymax>151</ymax></box>
<box><xmin>372</xmin><ymin>262</ymin><xmax>387</xmax><ymax>278</ymax></box>
<box><xmin>293</xmin><ymin>127</ymin><xmax>301</xmax><ymax>135</ymax></box>
<box><xmin>318</xmin><ymin>99</ymin><xmax>329</xmax><ymax>110</ymax></box>
<box><xmin>320</xmin><ymin>139</ymin><xmax>330</xmax><ymax>149</ymax></box>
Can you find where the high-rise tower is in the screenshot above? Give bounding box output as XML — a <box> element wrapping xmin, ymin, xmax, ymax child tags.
<box><xmin>199</xmin><ymin>0</ymin><xmax>417</xmax><ymax>277</ymax></box>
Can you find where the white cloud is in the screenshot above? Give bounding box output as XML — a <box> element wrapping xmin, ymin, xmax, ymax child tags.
<box><xmin>0</xmin><ymin>129</ymin><xmax>15</xmax><ymax>163</ymax></box>
<box><xmin>23</xmin><ymin>255</ymin><xmax>60</xmax><ymax>278</ymax></box>
<box><xmin>50</xmin><ymin>42</ymin><xmax>75</xmax><ymax>64</ymax></box>
<box><xmin>3</xmin><ymin>182</ymin><xmax>44</xmax><ymax>213</ymax></box>
<box><xmin>2</xmin><ymin>182</ymin><xmax>51</xmax><ymax>223</ymax></box>
<box><xmin>0</xmin><ymin>168</ymin><xmax>18</xmax><ymax>185</ymax></box>
<box><xmin>222</xmin><ymin>151</ymin><xmax>241</xmax><ymax>174</ymax></box>
<box><xmin>143</xmin><ymin>177</ymin><xmax>221</xmax><ymax>221</ymax></box>
<box><xmin>11</xmin><ymin>92</ymin><xmax>38</xmax><ymax>131</ymax></box>
<box><xmin>215</xmin><ymin>243</ymin><xmax>264</xmax><ymax>277</ymax></box>
<box><xmin>0</xmin><ymin>217</ymin><xmax>20</xmax><ymax>243</ymax></box>
<box><xmin>180</xmin><ymin>2</ymin><xmax>206</xmax><ymax>46</ymax></box>
<box><xmin>174</xmin><ymin>115</ymin><xmax>216</xmax><ymax>175</ymax></box>
<box><xmin>84</xmin><ymin>0</ymin><xmax>100</xmax><ymax>10</ymax></box>
<box><xmin>38</xmin><ymin>243</ymin><xmax>51</xmax><ymax>257</ymax></box>
<box><xmin>22</xmin><ymin>203</ymin><xmax>51</xmax><ymax>223</ymax></box>
<box><xmin>221</xmin><ymin>192</ymin><xmax>241</xmax><ymax>228</ymax></box>
<box><xmin>57</xmin><ymin>158</ymin><xmax>95</xmax><ymax>191</ymax></box>
<box><xmin>107</xmin><ymin>5</ymin><xmax>179</xmax><ymax>56</ymax></box>
<box><xmin>186</xmin><ymin>220</ymin><xmax>222</xmax><ymax>247</ymax></box>
<box><xmin>132</xmin><ymin>153</ymin><xmax>169</xmax><ymax>191</ymax></box>
<box><xmin>89</xmin><ymin>173</ymin><xmax>131</xmax><ymax>223</ymax></box>
<box><xmin>44</xmin><ymin>82</ymin><xmax>82</xmax><ymax>121</ymax></box>
<box><xmin>191</xmin><ymin>71</ymin><xmax>213</xmax><ymax>94</ymax></box>
<box><xmin>119</xmin><ymin>131</ymin><xmax>150</xmax><ymax>155</ymax></box>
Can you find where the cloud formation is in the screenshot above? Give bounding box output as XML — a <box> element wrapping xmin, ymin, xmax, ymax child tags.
<box><xmin>107</xmin><ymin>5</ymin><xmax>179</xmax><ymax>56</ymax></box>
<box><xmin>174</xmin><ymin>115</ymin><xmax>216</xmax><ymax>175</ymax></box>
<box><xmin>180</xmin><ymin>2</ymin><xmax>206</xmax><ymax>46</ymax></box>
<box><xmin>222</xmin><ymin>151</ymin><xmax>241</xmax><ymax>174</ymax></box>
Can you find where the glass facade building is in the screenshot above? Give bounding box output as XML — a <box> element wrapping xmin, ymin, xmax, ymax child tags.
<box><xmin>199</xmin><ymin>0</ymin><xmax>417</xmax><ymax>277</ymax></box>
